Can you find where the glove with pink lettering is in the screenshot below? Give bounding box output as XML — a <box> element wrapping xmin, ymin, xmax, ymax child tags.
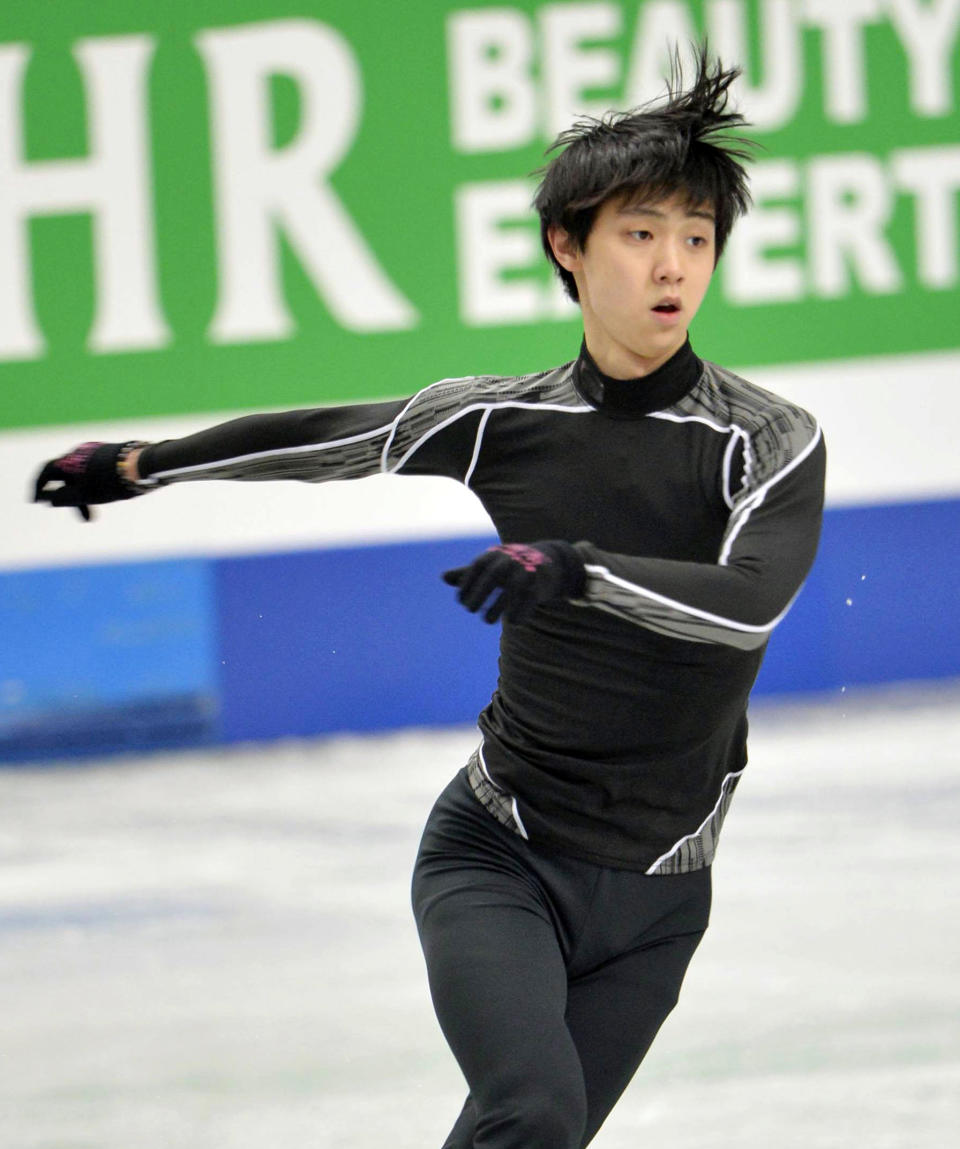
<box><xmin>442</xmin><ymin>541</ymin><xmax>586</xmax><ymax>624</ymax></box>
<box><xmin>33</xmin><ymin>441</ymin><xmax>148</xmax><ymax>522</ymax></box>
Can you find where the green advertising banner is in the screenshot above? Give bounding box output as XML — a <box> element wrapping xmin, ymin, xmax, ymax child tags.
<box><xmin>1</xmin><ymin>0</ymin><xmax>958</xmax><ymax>430</ymax></box>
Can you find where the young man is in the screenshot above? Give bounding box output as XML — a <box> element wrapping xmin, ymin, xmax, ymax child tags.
<box><xmin>34</xmin><ymin>50</ymin><xmax>825</xmax><ymax>1149</ymax></box>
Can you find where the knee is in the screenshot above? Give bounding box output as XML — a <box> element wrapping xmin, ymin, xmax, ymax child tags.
<box><xmin>478</xmin><ymin>1086</ymin><xmax>586</xmax><ymax>1149</ymax></box>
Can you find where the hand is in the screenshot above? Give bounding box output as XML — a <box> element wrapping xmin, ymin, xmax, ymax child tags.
<box><xmin>33</xmin><ymin>441</ymin><xmax>147</xmax><ymax>522</ymax></box>
<box><xmin>442</xmin><ymin>541</ymin><xmax>586</xmax><ymax>624</ymax></box>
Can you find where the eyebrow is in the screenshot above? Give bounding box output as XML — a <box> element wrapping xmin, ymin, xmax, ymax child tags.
<box><xmin>617</xmin><ymin>205</ymin><xmax>716</xmax><ymax>223</ymax></box>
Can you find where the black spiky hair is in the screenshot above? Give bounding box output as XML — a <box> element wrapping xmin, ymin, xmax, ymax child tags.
<box><xmin>533</xmin><ymin>45</ymin><xmax>755</xmax><ymax>301</ymax></box>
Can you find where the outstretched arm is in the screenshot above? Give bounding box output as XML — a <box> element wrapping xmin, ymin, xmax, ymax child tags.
<box><xmin>133</xmin><ymin>400</ymin><xmax>409</xmax><ymax>486</ymax></box>
<box><xmin>33</xmin><ymin>385</ymin><xmax>487</xmax><ymax>520</ymax></box>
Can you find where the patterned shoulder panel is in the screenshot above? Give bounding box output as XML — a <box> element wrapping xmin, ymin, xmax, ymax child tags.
<box><xmin>678</xmin><ymin>360</ymin><xmax>821</xmax><ymax>496</ymax></box>
<box><xmin>382</xmin><ymin>361</ymin><xmax>580</xmax><ymax>472</ymax></box>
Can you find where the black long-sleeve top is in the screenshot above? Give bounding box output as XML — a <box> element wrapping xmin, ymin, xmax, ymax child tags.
<box><xmin>138</xmin><ymin>339</ymin><xmax>826</xmax><ymax>872</ymax></box>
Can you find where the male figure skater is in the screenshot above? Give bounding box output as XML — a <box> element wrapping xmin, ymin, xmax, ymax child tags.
<box><xmin>34</xmin><ymin>49</ymin><xmax>825</xmax><ymax>1149</ymax></box>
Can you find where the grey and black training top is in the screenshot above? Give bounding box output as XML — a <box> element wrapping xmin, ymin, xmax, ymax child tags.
<box><xmin>138</xmin><ymin>339</ymin><xmax>826</xmax><ymax>873</ymax></box>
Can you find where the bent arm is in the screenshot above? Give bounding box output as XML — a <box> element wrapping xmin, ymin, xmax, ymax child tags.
<box><xmin>572</xmin><ymin>427</ymin><xmax>826</xmax><ymax>649</ymax></box>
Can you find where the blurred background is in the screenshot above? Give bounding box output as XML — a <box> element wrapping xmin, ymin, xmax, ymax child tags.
<box><xmin>1</xmin><ymin>2</ymin><xmax>958</xmax><ymax>1146</ymax></box>
<box><xmin>1</xmin><ymin>0</ymin><xmax>958</xmax><ymax>754</ymax></box>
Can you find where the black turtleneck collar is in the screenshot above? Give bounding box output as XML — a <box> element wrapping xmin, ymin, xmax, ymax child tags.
<box><xmin>572</xmin><ymin>338</ymin><xmax>703</xmax><ymax>419</ymax></box>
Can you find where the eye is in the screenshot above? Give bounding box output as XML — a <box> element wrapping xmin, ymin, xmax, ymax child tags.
<box><xmin>628</xmin><ymin>229</ymin><xmax>652</xmax><ymax>241</ymax></box>
<box><xmin>687</xmin><ymin>235</ymin><xmax>709</xmax><ymax>248</ymax></box>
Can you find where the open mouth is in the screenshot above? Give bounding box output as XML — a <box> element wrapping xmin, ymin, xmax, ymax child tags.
<box><xmin>652</xmin><ymin>301</ymin><xmax>681</xmax><ymax>313</ymax></box>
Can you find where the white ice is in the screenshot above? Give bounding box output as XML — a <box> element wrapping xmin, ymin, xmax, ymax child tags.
<box><xmin>1</xmin><ymin>683</ymin><xmax>958</xmax><ymax>1149</ymax></box>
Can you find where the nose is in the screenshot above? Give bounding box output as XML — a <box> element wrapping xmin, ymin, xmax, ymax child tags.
<box><xmin>654</xmin><ymin>239</ymin><xmax>684</xmax><ymax>283</ymax></box>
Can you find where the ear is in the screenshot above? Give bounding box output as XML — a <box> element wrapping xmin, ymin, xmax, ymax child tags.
<box><xmin>548</xmin><ymin>225</ymin><xmax>581</xmax><ymax>273</ymax></box>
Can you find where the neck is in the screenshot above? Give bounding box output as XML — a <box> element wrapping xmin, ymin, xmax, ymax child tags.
<box><xmin>582</xmin><ymin>333</ymin><xmax>687</xmax><ymax>379</ymax></box>
<box><xmin>573</xmin><ymin>338</ymin><xmax>702</xmax><ymax>420</ymax></box>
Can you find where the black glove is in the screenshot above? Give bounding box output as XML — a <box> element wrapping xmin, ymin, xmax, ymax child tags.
<box><xmin>33</xmin><ymin>441</ymin><xmax>147</xmax><ymax>522</ymax></box>
<box><xmin>442</xmin><ymin>541</ymin><xmax>587</xmax><ymax>624</ymax></box>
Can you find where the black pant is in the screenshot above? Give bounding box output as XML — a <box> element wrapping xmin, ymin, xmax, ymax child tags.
<box><xmin>411</xmin><ymin>769</ymin><xmax>712</xmax><ymax>1149</ymax></box>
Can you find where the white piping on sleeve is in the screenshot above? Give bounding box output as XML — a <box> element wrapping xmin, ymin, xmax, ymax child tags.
<box><xmin>584</xmin><ymin>564</ymin><xmax>799</xmax><ymax>636</ymax></box>
<box><xmin>718</xmin><ymin>486</ymin><xmax>768</xmax><ymax>567</ymax></box>
<box><xmin>720</xmin><ymin>429</ymin><xmax>745</xmax><ymax>510</ymax></box>
<box><xmin>378</xmin><ymin>374</ymin><xmax>481</xmax><ymax>472</ymax></box>
<box><xmin>385</xmin><ymin>407</ymin><xmax>485</xmax><ymax>474</ymax></box>
<box><xmin>149</xmin><ymin>422</ymin><xmax>397</xmax><ymax>481</ymax></box>
<box><xmin>385</xmin><ymin>400</ymin><xmax>588</xmax><ymax>475</ymax></box>
<box><xmin>464</xmin><ymin>408</ymin><xmax>492</xmax><ymax>488</ymax></box>
<box><xmin>153</xmin><ymin>381</ymin><xmax>589</xmax><ymax>482</ymax></box>
<box><xmin>718</xmin><ymin>422</ymin><xmax>822</xmax><ymax>566</ymax></box>
<box><xmin>644</xmin><ymin>768</ymin><xmax>745</xmax><ymax>874</ymax></box>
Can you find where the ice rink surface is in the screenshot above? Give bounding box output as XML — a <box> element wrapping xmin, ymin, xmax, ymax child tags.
<box><xmin>2</xmin><ymin>683</ymin><xmax>958</xmax><ymax>1149</ymax></box>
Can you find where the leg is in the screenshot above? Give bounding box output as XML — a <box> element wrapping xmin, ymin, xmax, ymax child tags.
<box><xmin>412</xmin><ymin>771</ymin><xmax>708</xmax><ymax>1148</ymax></box>
<box><xmin>412</xmin><ymin>772</ymin><xmax>589</xmax><ymax>1149</ymax></box>
<box><xmin>437</xmin><ymin>1096</ymin><xmax>477</xmax><ymax>1149</ymax></box>
<box><xmin>566</xmin><ymin>929</ymin><xmax>707</xmax><ymax>1146</ymax></box>
<box><xmin>414</xmin><ymin>868</ymin><xmax>588</xmax><ymax>1149</ymax></box>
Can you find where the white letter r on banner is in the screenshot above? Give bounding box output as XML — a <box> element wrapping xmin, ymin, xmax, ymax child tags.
<box><xmin>197</xmin><ymin>19</ymin><xmax>417</xmax><ymax>342</ymax></box>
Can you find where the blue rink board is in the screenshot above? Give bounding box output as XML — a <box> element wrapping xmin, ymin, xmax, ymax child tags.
<box><xmin>1</xmin><ymin>499</ymin><xmax>958</xmax><ymax>762</ymax></box>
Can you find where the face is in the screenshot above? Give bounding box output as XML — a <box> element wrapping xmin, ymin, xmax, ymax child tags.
<box><xmin>550</xmin><ymin>192</ymin><xmax>716</xmax><ymax>378</ymax></box>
